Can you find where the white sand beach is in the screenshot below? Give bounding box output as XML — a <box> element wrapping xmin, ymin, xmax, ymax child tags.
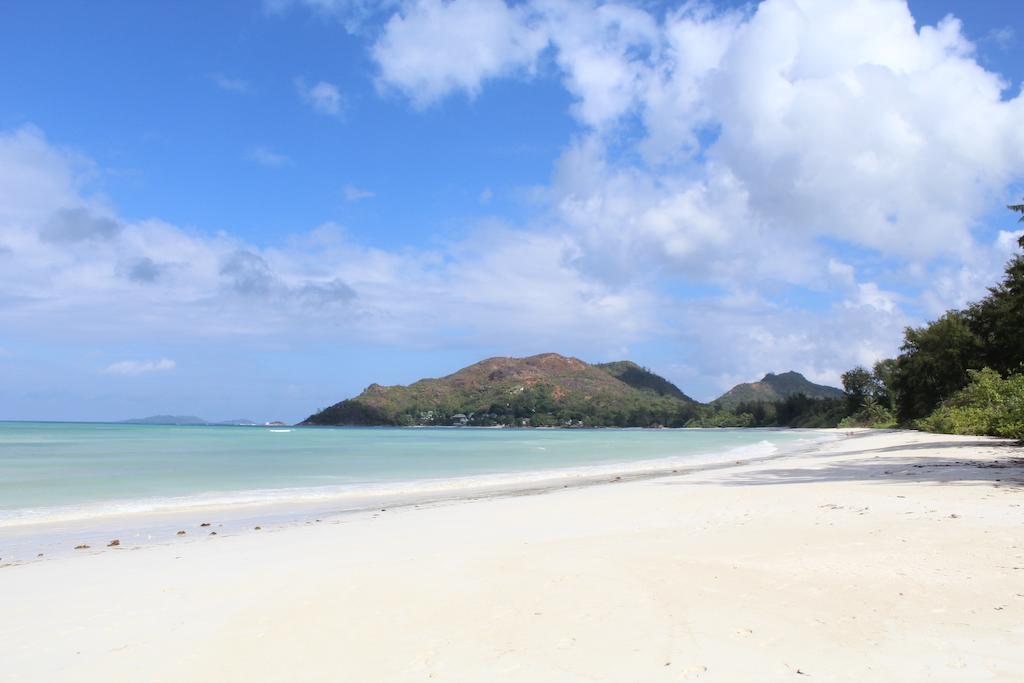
<box><xmin>2</xmin><ymin>429</ymin><xmax>1023</xmax><ymax>682</ymax></box>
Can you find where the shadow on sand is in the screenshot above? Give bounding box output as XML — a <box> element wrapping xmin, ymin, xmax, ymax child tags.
<box><xmin>670</xmin><ymin>435</ymin><xmax>1024</xmax><ymax>489</ymax></box>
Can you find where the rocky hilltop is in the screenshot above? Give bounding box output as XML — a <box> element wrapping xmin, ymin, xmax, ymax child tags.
<box><xmin>301</xmin><ymin>353</ymin><xmax>697</xmax><ymax>427</ymax></box>
<box><xmin>713</xmin><ymin>371</ymin><xmax>844</xmax><ymax>410</ymax></box>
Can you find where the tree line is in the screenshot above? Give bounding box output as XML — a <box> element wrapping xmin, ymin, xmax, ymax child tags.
<box><xmin>830</xmin><ymin>201</ymin><xmax>1024</xmax><ymax>438</ymax></box>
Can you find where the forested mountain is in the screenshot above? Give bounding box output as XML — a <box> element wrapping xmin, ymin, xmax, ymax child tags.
<box><xmin>713</xmin><ymin>371</ymin><xmax>844</xmax><ymax>409</ymax></box>
<box><xmin>301</xmin><ymin>353</ymin><xmax>698</xmax><ymax>427</ymax></box>
<box><xmin>594</xmin><ymin>361</ymin><xmax>694</xmax><ymax>401</ymax></box>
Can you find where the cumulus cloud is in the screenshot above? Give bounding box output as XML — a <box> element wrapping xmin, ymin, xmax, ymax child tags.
<box><xmin>0</xmin><ymin>125</ymin><xmax>647</xmax><ymax>354</ymax></box>
<box><xmin>360</xmin><ymin>0</ymin><xmax>1024</xmax><ymax>393</ymax></box>
<box><xmin>667</xmin><ymin>288</ymin><xmax>911</xmax><ymax>397</ymax></box>
<box><xmin>118</xmin><ymin>257</ymin><xmax>166</xmax><ymax>284</ymax></box>
<box><xmin>8</xmin><ymin>1</ymin><xmax>1024</xmax><ymax>401</ymax></box>
<box><xmin>296</xmin><ymin>78</ymin><xmax>344</xmax><ymax>117</ymax></box>
<box><xmin>373</xmin><ymin>0</ymin><xmax>1024</xmax><ymax>260</ymax></box>
<box><xmin>220</xmin><ymin>250</ymin><xmax>277</xmax><ymax>297</ymax></box>
<box><xmin>102</xmin><ymin>358</ymin><xmax>176</xmax><ymax>375</ymax></box>
<box><xmin>40</xmin><ymin>207</ymin><xmax>121</xmax><ymax>243</ymax></box>
<box><xmin>372</xmin><ymin>0</ymin><xmax>549</xmax><ymax>107</ymax></box>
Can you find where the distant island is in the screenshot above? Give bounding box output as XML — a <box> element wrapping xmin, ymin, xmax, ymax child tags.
<box><xmin>300</xmin><ymin>353</ymin><xmax>844</xmax><ymax>428</ymax></box>
<box><xmin>123</xmin><ymin>415</ymin><xmax>260</xmax><ymax>426</ymax></box>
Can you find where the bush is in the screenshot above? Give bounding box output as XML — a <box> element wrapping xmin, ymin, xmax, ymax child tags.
<box><xmin>838</xmin><ymin>398</ymin><xmax>896</xmax><ymax>429</ymax></box>
<box><xmin>917</xmin><ymin>367</ymin><xmax>1024</xmax><ymax>439</ymax></box>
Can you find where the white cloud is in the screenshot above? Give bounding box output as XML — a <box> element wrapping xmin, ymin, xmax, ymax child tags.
<box><xmin>359</xmin><ymin>0</ymin><xmax>1024</xmax><ymax>396</ymax></box>
<box><xmin>691</xmin><ymin>6</ymin><xmax>1021</xmax><ymax>260</ymax></box>
<box><xmin>372</xmin><ymin>0</ymin><xmax>549</xmax><ymax>107</ymax></box>
<box><xmin>0</xmin><ymin>124</ymin><xmax>96</xmax><ymax>225</ymax></box>
<box><xmin>997</xmin><ymin>228</ymin><xmax>1024</xmax><ymax>252</ymax></box>
<box><xmin>849</xmin><ymin>282</ymin><xmax>899</xmax><ymax>313</ymax></box>
<box><xmin>827</xmin><ymin>259</ymin><xmax>855</xmax><ymax>287</ymax></box>
<box><xmin>296</xmin><ymin>78</ymin><xmax>344</xmax><ymax>117</ymax></box>
<box><xmin>246</xmin><ymin>146</ymin><xmax>291</xmax><ymax>167</ymax></box>
<box><xmin>102</xmin><ymin>358</ymin><xmax>176</xmax><ymax>376</ymax></box>
<box><xmin>373</xmin><ymin>0</ymin><xmax>1024</xmax><ymax>261</ymax></box>
<box><xmin>210</xmin><ymin>73</ymin><xmax>250</xmax><ymax>93</ymax></box>
<box><xmin>9</xmin><ymin>0</ymin><xmax>1024</xmax><ymax>402</ymax></box>
<box><xmin>657</xmin><ymin>282</ymin><xmax>912</xmax><ymax>398</ymax></box>
<box><xmin>0</xmin><ymin>125</ymin><xmax>648</xmax><ymax>353</ymax></box>
<box><xmin>536</xmin><ymin>0</ymin><xmax>660</xmax><ymax>129</ymax></box>
<box><xmin>918</xmin><ymin>229</ymin><xmax>1024</xmax><ymax>316</ymax></box>
<box><xmin>342</xmin><ymin>184</ymin><xmax>375</xmax><ymax>201</ymax></box>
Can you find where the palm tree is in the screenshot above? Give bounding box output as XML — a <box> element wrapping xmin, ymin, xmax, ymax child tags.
<box><xmin>1010</xmin><ymin>199</ymin><xmax>1024</xmax><ymax>248</ymax></box>
<box><xmin>1010</xmin><ymin>199</ymin><xmax>1024</xmax><ymax>218</ymax></box>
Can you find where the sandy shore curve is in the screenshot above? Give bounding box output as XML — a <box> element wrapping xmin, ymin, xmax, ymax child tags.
<box><xmin>2</xmin><ymin>429</ymin><xmax>1022</xmax><ymax>682</ymax></box>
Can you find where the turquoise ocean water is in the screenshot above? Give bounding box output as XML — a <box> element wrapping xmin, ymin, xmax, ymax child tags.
<box><xmin>0</xmin><ymin>422</ymin><xmax>831</xmax><ymax>530</ymax></box>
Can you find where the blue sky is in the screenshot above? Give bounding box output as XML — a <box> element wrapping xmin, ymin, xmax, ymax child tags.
<box><xmin>1</xmin><ymin>0</ymin><xmax>1023</xmax><ymax>422</ymax></box>
<box><xmin>1</xmin><ymin>2</ymin><xmax>578</xmax><ymax>247</ymax></box>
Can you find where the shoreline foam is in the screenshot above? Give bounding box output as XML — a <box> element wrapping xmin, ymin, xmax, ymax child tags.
<box><xmin>0</xmin><ymin>430</ymin><xmax>843</xmax><ymax>562</ymax></box>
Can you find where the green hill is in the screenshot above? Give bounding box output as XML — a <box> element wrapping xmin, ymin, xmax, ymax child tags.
<box><xmin>713</xmin><ymin>371</ymin><xmax>844</xmax><ymax>410</ymax></box>
<box><xmin>301</xmin><ymin>353</ymin><xmax>697</xmax><ymax>427</ymax></box>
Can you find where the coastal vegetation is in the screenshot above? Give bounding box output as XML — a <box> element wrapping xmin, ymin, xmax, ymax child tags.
<box><xmin>917</xmin><ymin>368</ymin><xmax>1024</xmax><ymax>439</ymax></box>
<box><xmin>713</xmin><ymin>201</ymin><xmax>1023</xmax><ymax>438</ymax></box>
<box><xmin>693</xmin><ymin>372</ymin><xmax>849</xmax><ymax>428</ymax></box>
<box><xmin>840</xmin><ymin>202</ymin><xmax>1024</xmax><ymax>438</ymax></box>
<box><xmin>301</xmin><ymin>354</ymin><xmax>705</xmax><ymax>428</ymax></box>
<box><xmin>303</xmin><ymin>204</ymin><xmax>1023</xmax><ymax>437</ymax></box>
<box><xmin>301</xmin><ymin>356</ymin><xmax>849</xmax><ymax>429</ymax></box>
<box><xmin>712</xmin><ymin>371</ymin><xmax>844</xmax><ymax>410</ymax></box>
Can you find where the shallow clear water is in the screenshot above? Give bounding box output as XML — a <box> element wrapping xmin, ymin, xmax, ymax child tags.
<box><xmin>0</xmin><ymin>421</ymin><xmax>827</xmax><ymax>526</ymax></box>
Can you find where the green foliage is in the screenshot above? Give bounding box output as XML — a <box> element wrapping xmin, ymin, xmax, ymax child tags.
<box><xmin>595</xmin><ymin>361</ymin><xmax>693</xmax><ymax>400</ymax></box>
<box><xmin>874</xmin><ymin>205</ymin><xmax>1024</xmax><ymax>428</ymax></box>
<box><xmin>306</xmin><ymin>205</ymin><xmax>1024</xmax><ymax>435</ymax></box>
<box><xmin>892</xmin><ymin>311</ymin><xmax>983</xmax><ymax>422</ymax></box>
<box><xmin>917</xmin><ymin>367</ymin><xmax>1024</xmax><ymax>440</ymax></box>
<box><xmin>872</xmin><ymin>358</ymin><xmax>899</xmax><ymax>411</ymax></box>
<box><xmin>772</xmin><ymin>395</ymin><xmax>848</xmax><ymax>427</ymax></box>
<box><xmin>301</xmin><ymin>354</ymin><xmax>704</xmax><ymax>428</ymax></box>
<box><xmin>1009</xmin><ymin>201</ymin><xmax>1024</xmax><ymax>223</ymax></box>
<box><xmin>838</xmin><ymin>364</ymin><xmax>897</xmax><ymax>427</ymax></box>
<box><xmin>841</xmin><ymin>366</ymin><xmax>877</xmax><ymax>412</ymax></box>
<box><xmin>838</xmin><ymin>397</ymin><xmax>896</xmax><ymax>429</ymax></box>
<box><xmin>713</xmin><ymin>371</ymin><xmax>843</xmax><ymax>410</ymax></box>
<box><xmin>684</xmin><ymin>410</ymin><xmax>755</xmax><ymax>428</ymax></box>
<box><xmin>702</xmin><ymin>395</ymin><xmax>847</xmax><ymax>428</ymax></box>
<box><xmin>965</xmin><ymin>236</ymin><xmax>1024</xmax><ymax>377</ymax></box>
